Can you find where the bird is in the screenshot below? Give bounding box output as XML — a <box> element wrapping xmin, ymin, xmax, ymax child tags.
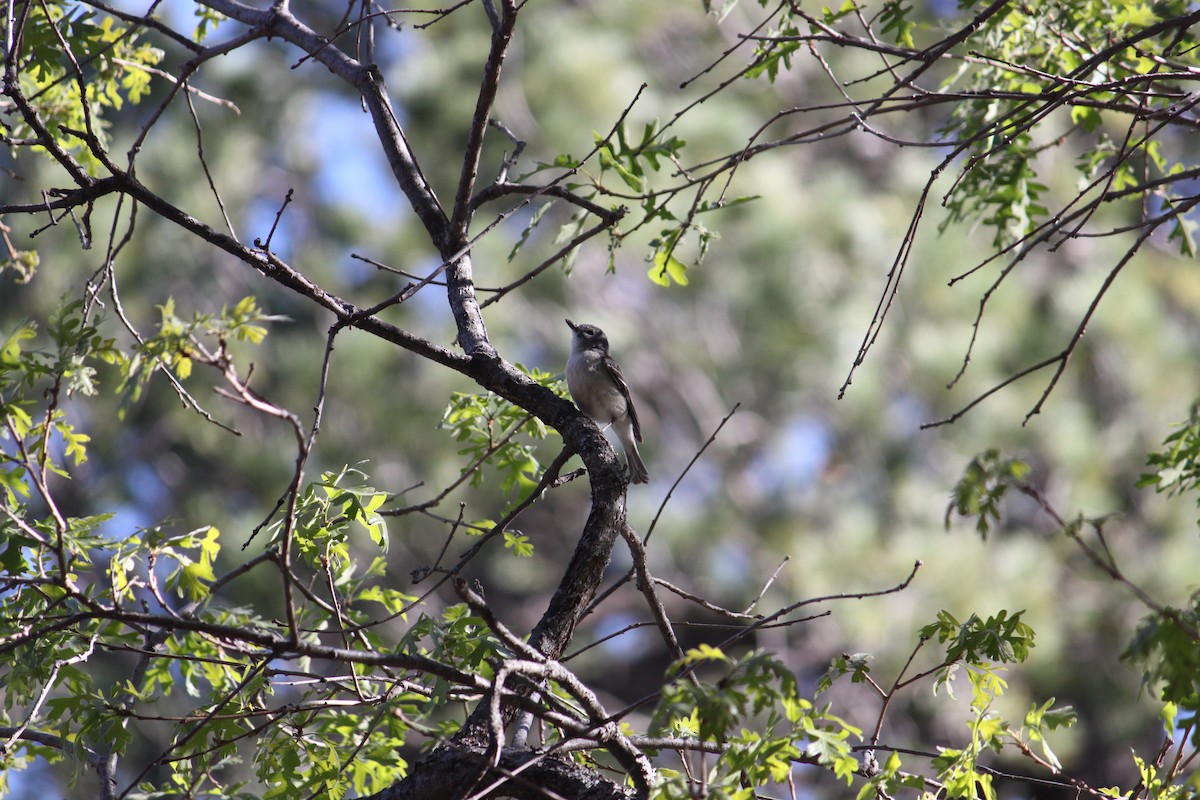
<box><xmin>564</xmin><ymin>319</ymin><xmax>649</xmax><ymax>484</ymax></box>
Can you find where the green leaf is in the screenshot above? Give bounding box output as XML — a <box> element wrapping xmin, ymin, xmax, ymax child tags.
<box><xmin>598</xmin><ymin>145</ymin><xmax>644</xmax><ymax>191</ymax></box>
<box><xmin>945</xmin><ymin>449</ymin><xmax>1030</xmax><ymax>539</ymax></box>
<box><xmin>1</xmin><ymin>325</ymin><xmax>37</xmax><ymax>368</ymax></box>
<box><xmin>822</xmin><ymin>0</ymin><xmax>858</xmax><ymax>23</ymax></box>
<box><xmin>745</xmin><ymin>36</ymin><xmax>800</xmax><ymax>82</ymax></box>
<box><xmin>60</xmin><ymin>424</ymin><xmax>91</xmax><ymax>466</ymax></box>
<box><xmin>682</xmin><ymin>643</ymin><xmax>730</xmax><ymax>664</ymax></box>
<box><xmin>0</xmin><ymin>464</ymin><xmax>31</xmax><ymax>505</ymax></box>
<box><xmin>649</xmin><ymin>249</ymin><xmax>689</xmax><ymax>287</ymax></box>
<box><xmin>0</xmin><ymin>536</ymin><xmax>32</xmax><ymax>573</ymax></box>
<box><xmin>1159</xmin><ymin>702</ymin><xmax>1178</xmax><ymax>735</ymax></box>
<box><xmin>503</xmin><ymin>531</ymin><xmax>534</xmax><ymax>557</ymax></box>
<box><xmin>879</xmin><ymin>0</ymin><xmax>916</xmax><ymax>48</ymax></box>
<box><xmin>1070</xmin><ymin>105</ymin><xmax>1101</xmax><ymax>133</ymax></box>
<box><xmin>508</xmin><ymin>202</ymin><xmax>551</xmax><ymax>262</ymax></box>
<box><xmin>358</xmin><ymin>585</ymin><xmax>418</xmax><ymax>616</ymax></box>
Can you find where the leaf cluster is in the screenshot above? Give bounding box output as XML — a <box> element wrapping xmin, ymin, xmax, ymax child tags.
<box><xmin>651</xmin><ymin>645</ymin><xmax>861</xmax><ymax>796</ymax></box>
<box><xmin>440</xmin><ymin>365</ymin><xmax>559</xmax><ymax>496</ymax></box>
<box><xmin>945</xmin><ymin>448</ymin><xmax>1031</xmax><ymax>539</ymax></box>
<box><xmin>4</xmin><ymin>3</ymin><xmax>164</xmax><ymax>174</ymax></box>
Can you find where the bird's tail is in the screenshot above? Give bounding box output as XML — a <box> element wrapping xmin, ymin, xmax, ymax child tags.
<box><xmin>625</xmin><ymin>441</ymin><xmax>649</xmax><ymax>484</ymax></box>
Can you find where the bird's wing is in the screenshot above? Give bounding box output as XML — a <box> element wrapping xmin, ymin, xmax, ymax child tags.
<box><xmin>602</xmin><ymin>354</ymin><xmax>643</xmax><ymax>442</ymax></box>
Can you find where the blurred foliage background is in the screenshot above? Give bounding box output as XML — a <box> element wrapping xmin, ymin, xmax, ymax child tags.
<box><xmin>4</xmin><ymin>0</ymin><xmax>1199</xmax><ymax>796</ymax></box>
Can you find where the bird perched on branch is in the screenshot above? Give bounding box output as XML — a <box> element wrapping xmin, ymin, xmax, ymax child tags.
<box><xmin>565</xmin><ymin>319</ymin><xmax>649</xmax><ymax>484</ymax></box>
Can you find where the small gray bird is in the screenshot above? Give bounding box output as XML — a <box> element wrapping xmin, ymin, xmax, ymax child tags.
<box><xmin>565</xmin><ymin>319</ymin><xmax>649</xmax><ymax>484</ymax></box>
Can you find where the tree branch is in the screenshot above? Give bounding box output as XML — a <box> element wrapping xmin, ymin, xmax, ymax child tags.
<box><xmin>450</xmin><ymin>0</ymin><xmax>518</xmax><ymax>238</ymax></box>
<box><xmin>364</xmin><ymin>745</ymin><xmax>635</xmax><ymax>800</ymax></box>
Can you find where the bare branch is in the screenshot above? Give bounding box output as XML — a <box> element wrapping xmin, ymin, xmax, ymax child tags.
<box><xmin>449</xmin><ymin>0</ymin><xmax>518</xmax><ymax>238</ymax></box>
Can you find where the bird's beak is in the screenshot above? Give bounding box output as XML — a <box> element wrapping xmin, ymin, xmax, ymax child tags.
<box><xmin>565</xmin><ymin>318</ymin><xmax>577</xmax><ymax>330</ymax></box>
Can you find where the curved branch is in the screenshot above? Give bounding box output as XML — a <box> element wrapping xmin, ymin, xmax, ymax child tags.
<box><xmin>198</xmin><ymin>0</ymin><xmax>451</xmax><ymax>248</ymax></box>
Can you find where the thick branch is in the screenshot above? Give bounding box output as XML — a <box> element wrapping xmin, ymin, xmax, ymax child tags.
<box><xmin>357</xmin><ymin>64</ymin><xmax>451</xmax><ymax>248</ymax></box>
<box><xmin>198</xmin><ymin>0</ymin><xmax>450</xmax><ymax>248</ymax></box>
<box><xmin>364</xmin><ymin>745</ymin><xmax>634</xmax><ymax>800</ymax></box>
